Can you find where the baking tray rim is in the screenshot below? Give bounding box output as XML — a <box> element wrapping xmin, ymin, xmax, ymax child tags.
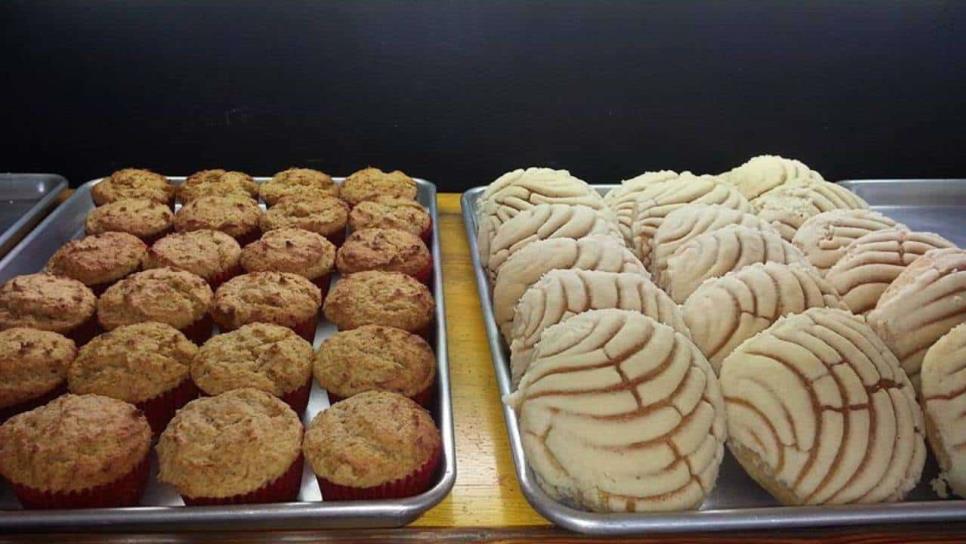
<box><xmin>0</xmin><ymin>173</ymin><xmax>67</xmax><ymax>259</ymax></box>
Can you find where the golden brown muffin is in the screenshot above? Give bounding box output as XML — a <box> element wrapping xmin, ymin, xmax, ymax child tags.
<box><xmin>348</xmin><ymin>196</ymin><xmax>431</xmax><ymax>240</ymax></box>
<box><xmin>97</xmin><ymin>268</ymin><xmax>213</xmax><ymax>331</ymax></box>
<box><xmin>0</xmin><ymin>328</ymin><xmax>75</xmax><ymax>411</ymax></box>
<box><xmin>157</xmin><ymin>388</ymin><xmax>303</xmax><ymax>500</ymax></box>
<box><xmin>45</xmin><ymin>232</ymin><xmax>147</xmax><ymax>289</ymax></box>
<box><xmin>211</xmin><ymin>272</ymin><xmax>322</xmax><ymax>334</ymax></box>
<box><xmin>260</xmin><ymin>195</ymin><xmax>349</xmax><ymax>242</ymax></box>
<box><xmin>146</xmin><ymin>230</ymin><xmax>242</xmax><ymax>286</ymax></box>
<box><xmin>259</xmin><ymin>168</ymin><xmax>339</xmax><ymax>206</ymax></box>
<box><xmin>91</xmin><ymin>168</ymin><xmax>175</xmax><ymax>207</ymax></box>
<box><xmin>336</xmin><ymin>228</ymin><xmax>432</xmax><ymax>283</ymax></box>
<box><xmin>340</xmin><ymin>167</ymin><xmax>418</xmax><ymax>207</ymax></box>
<box><xmin>178</xmin><ymin>169</ymin><xmax>258</xmax><ymax>204</ymax></box>
<box><xmin>174</xmin><ymin>195</ymin><xmax>263</xmax><ymax>243</ymax></box>
<box><xmin>240</xmin><ymin>228</ymin><xmax>335</xmax><ymax>283</ymax></box>
<box><xmin>323</xmin><ymin>271</ymin><xmax>434</xmax><ymax>334</ymax></box>
<box><xmin>85</xmin><ymin>198</ymin><xmax>174</xmax><ymax>242</ymax></box>
<box><xmin>0</xmin><ymin>273</ymin><xmax>96</xmax><ymax>335</ymax></box>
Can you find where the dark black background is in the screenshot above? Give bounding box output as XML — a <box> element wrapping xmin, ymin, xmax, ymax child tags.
<box><xmin>2</xmin><ymin>1</ymin><xmax>965</xmax><ymax>190</ymax></box>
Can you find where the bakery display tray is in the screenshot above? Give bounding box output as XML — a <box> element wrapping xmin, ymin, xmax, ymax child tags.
<box><xmin>0</xmin><ymin>174</ymin><xmax>67</xmax><ymax>259</ymax></box>
<box><xmin>0</xmin><ymin>176</ymin><xmax>455</xmax><ymax>532</ymax></box>
<box><xmin>462</xmin><ymin>179</ymin><xmax>966</xmax><ymax>534</ymax></box>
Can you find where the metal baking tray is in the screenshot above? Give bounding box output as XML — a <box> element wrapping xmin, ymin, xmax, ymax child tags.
<box><xmin>0</xmin><ymin>174</ymin><xmax>67</xmax><ymax>259</ymax></box>
<box><xmin>0</xmin><ymin>176</ymin><xmax>455</xmax><ymax>532</ymax></box>
<box><xmin>462</xmin><ymin>179</ymin><xmax>966</xmax><ymax>534</ymax></box>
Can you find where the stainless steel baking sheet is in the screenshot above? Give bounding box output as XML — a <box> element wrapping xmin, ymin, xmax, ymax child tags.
<box><xmin>0</xmin><ymin>174</ymin><xmax>67</xmax><ymax>259</ymax></box>
<box><xmin>0</xmin><ymin>176</ymin><xmax>455</xmax><ymax>531</ymax></box>
<box><xmin>462</xmin><ymin>179</ymin><xmax>966</xmax><ymax>534</ymax></box>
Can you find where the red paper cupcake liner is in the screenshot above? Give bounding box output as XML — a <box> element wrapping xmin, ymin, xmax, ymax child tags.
<box><xmin>412</xmin><ymin>260</ymin><xmax>433</xmax><ymax>285</ymax></box>
<box><xmin>67</xmin><ymin>314</ymin><xmax>101</xmax><ymax>347</ymax></box>
<box><xmin>326</xmin><ymin>380</ymin><xmax>434</xmax><ymax>409</ymax></box>
<box><xmin>140</xmin><ymin>228</ymin><xmax>173</xmax><ymax>246</ymax></box>
<box><xmin>208</xmin><ymin>263</ymin><xmax>243</xmax><ymax>291</ymax></box>
<box><xmin>324</xmin><ymin>229</ymin><xmax>346</xmax><ymax>247</ymax></box>
<box><xmin>234</xmin><ymin>230</ymin><xmax>261</xmax><ymax>247</ymax></box>
<box><xmin>311</xmin><ymin>274</ymin><xmax>331</xmax><ymax>303</ymax></box>
<box><xmin>137</xmin><ymin>378</ymin><xmax>200</xmax><ymax>435</ymax></box>
<box><xmin>317</xmin><ymin>442</ymin><xmax>441</xmax><ymax>500</ymax></box>
<box><xmin>292</xmin><ymin>314</ymin><xmax>318</xmax><ymax>344</ymax></box>
<box><xmin>419</xmin><ymin>222</ymin><xmax>432</xmax><ymax>243</ymax></box>
<box><xmin>12</xmin><ymin>452</ymin><xmax>150</xmax><ymax>509</ymax></box>
<box><xmin>279</xmin><ymin>380</ymin><xmax>312</xmax><ymax>415</ymax></box>
<box><xmin>0</xmin><ymin>382</ymin><xmax>67</xmax><ymax>423</ymax></box>
<box><xmin>182</xmin><ymin>454</ymin><xmax>304</xmax><ymax>506</ymax></box>
<box><xmin>180</xmin><ymin>314</ymin><xmax>214</xmax><ymax>345</ymax></box>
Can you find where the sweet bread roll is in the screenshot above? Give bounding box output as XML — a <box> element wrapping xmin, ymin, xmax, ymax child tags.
<box><xmin>682</xmin><ymin>262</ymin><xmax>846</xmax><ymax>372</ymax></box>
<box><xmin>920</xmin><ymin>323</ymin><xmax>966</xmax><ymax>497</ymax></box>
<box><xmin>867</xmin><ymin>248</ymin><xmax>966</xmax><ymax>389</ymax></box>
<box><xmin>492</xmin><ymin>236</ymin><xmax>646</xmax><ymax>340</ymax></box>
<box><xmin>824</xmin><ymin>228</ymin><xmax>955</xmax><ymax>315</ymax></box>
<box><xmin>722</xmin><ymin>155</ymin><xmax>823</xmax><ymax>200</ymax></box>
<box><xmin>509</xmin><ymin>270</ymin><xmax>688</xmax><ymax>385</ymax></box>
<box><xmin>792</xmin><ymin>209</ymin><xmax>902</xmax><ymax>274</ymax></box>
<box><xmin>720</xmin><ymin>308</ymin><xmax>925</xmax><ymax>505</ymax></box>
<box><xmin>660</xmin><ymin>225</ymin><xmax>811</xmax><ymax>304</ymax></box>
<box><xmin>603</xmin><ymin>170</ymin><xmax>684</xmax><ymax>245</ymax></box>
<box><xmin>752</xmin><ymin>181</ymin><xmax>869</xmax><ymax>241</ymax></box>
<box><xmin>507</xmin><ymin>309</ymin><xmax>726</xmax><ymax>512</ymax></box>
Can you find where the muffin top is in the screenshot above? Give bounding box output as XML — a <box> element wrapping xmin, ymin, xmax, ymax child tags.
<box><xmin>211</xmin><ymin>272</ymin><xmax>322</xmax><ymax>330</ymax></box>
<box><xmin>156</xmin><ymin>388</ymin><xmax>303</xmax><ymax>498</ymax></box>
<box><xmin>336</xmin><ymin>228</ymin><xmax>432</xmax><ymax>278</ymax></box>
<box><xmin>314</xmin><ymin>325</ymin><xmax>435</xmax><ymax>399</ymax></box>
<box><xmin>178</xmin><ymin>169</ymin><xmax>258</xmax><ymax>203</ymax></box>
<box><xmin>303</xmin><ymin>391</ymin><xmax>440</xmax><ymax>487</ymax></box>
<box><xmin>260</xmin><ymin>195</ymin><xmax>349</xmax><ymax>237</ymax></box>
<box><xmin>146</xmin><ymin>230</ymin><xmax>242</xmax><ymax>281</ymax></box>
<box><xmin>68</xmin><ymin>322</ymin><xmax>196</xmax><ymax>404</ymax></box>
<box><xmin>0</xmin><ymin>273</ymin><xmax>96</xmax><ymax>333</ymax></box>
<box><xmin>323</xmin><ymin>271</ymin><xmax>434</xmax><ymax>332</ymax></box>
<box><xmin>260</xmin><ymin>168</ymin><xmax>339</xmax><ymax>206</ymax></box>
<box><xmin>192</xmin><ymin>323</ymin><xmax>313</xmax><ymax>397</ymax></box>
<box><xmin>46</xmin><ymin>232</ymin><xmax>148</xmax><ymax>286</ymax></box>
<box><xmin>340</xmin><ymin>167</ymin><xmax>418</xmax><ymax>206</ymax></box>
<box><xmin>348</xmin><ymin>196</ymin><xmax>431</xmax><ymax>237</ymax></box>
<box><xmin>0</xmin><ymin>394</ymin><xmax>151</xmax><ymax>492</ymax></box>
<box><xmin>91</xmin><ymin>168</ymin><xmax>174</xmax><ymax>206</ymax></box>
<box><xmin>0</xmin><ymin>328</ymin><xmax>76</xmax><ymax>409</ymax></box>
<box><xmin>97</xmin><ymin>268</ymin><xmax>213</xmax><ymax>331</ymax></box>
<box><xmin>85</xmin><ymin>198</ymin><xmax>174</xmax><ymax>239</ymax></box>
<box><xmin>175</xmin><ymin>195</ymin><xmax>263</xmax><ymax>238</ymax></box>
<box><xmin>240</xmin><ymin>228</ymin><xmax>335</xmax><ymax>280</ymax></box>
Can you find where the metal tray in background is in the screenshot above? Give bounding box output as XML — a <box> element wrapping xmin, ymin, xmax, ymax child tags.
<box><xmin>0</xmin><ymin>176</ymin><xmax>455</xmax><ymax>532</ymax></box>
<box><xmin>462</xmin><ymin>179</ymin><xmax>966</xmax><ymax>535</ymax></box>
<box><xmin>0</xmin><ymin>174</ymin><xmax>67</xmax><ymax>259</ymax></box>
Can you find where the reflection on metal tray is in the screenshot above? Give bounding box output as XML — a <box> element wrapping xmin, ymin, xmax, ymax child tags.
<box><xmin>0</xmin><ymin>174</ymin><xmax>67</xmax><ymax>259</ymax></box>
<box><xmin>462</xmin><ymin>179</ymin><xmax>966</xmax><ymax>534</ymax></box>
<box><xmin>0</xmin><ymin>176</ymin><xmax>455</xmax><ymax>532</ymax></box>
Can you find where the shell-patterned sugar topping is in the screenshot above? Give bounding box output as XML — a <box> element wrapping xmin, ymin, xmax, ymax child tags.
<box><xmin>751</xmin><ymin>181</ymin><xmax>869</xmax><ymax>241</ymax></box>
<box><xmin>920</xmin><ymin>323</ymin><xmax>966</xmax><ymax>497</ymax></box>
<box><xmin>720</xmin><ymin>308</ymin><xmax>926</xmax><ymax>506</ymax></box>
<box><xmin>509</xmin><ymin>270</ymin><xmax>688</xmax><ymax>386</ymax></box>
<box><xmin>603</xmin><ymin>170</ymin><xmax>682</xmax><ymax>245</ymax></box>
<box><xmin>507</xmin><ymin>309</ymin><xmax>726</xmax><ymax>513</ymax></box>
<box><xmin>721</xmin><ymin>155</ymin><xmax>824</xmax><ymax>200</ymax></box>
<box><xmin>791</xmin><ymin>209</ymin><xmax>902</xmax><ymax>275</ymax></box>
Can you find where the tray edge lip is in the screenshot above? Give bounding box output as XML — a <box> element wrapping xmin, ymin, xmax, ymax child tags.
<box><xmin>0</xmin><ymin>173</ymin><xmax>68</xmax><ymax>259</ymax></box>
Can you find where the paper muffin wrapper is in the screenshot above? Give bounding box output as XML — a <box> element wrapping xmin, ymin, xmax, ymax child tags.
<box><xmin>182</xmin><ymin>454</ymin><xmax>304</xmax><ymax>506</ymax></box>
<box><xmin>412</xmin><ymin>261</ymin><xmax>433</xmax><ymax>285</ymax></box>
<box><xmin>234</xmin><ymin>230</ymin><xmax>261</xmax><ymax>247</ymax></box>
<box><xmin>326</xmin><ymin>380</ymin><xmax>434</xmax><ymax>409</ymax></box>
<box><xmin>279</xmin><ymin>380</ymin><xmax>312</xmax><ymax>416</ymax></box>
<box><xmin>140</xmin><ymin>227</ymin><xmax>174</xmax><ymax>246</ymax></box>
<box><xmin>292</xmin><ymin>314</ymin><xmax>319</xmax><ymax>344</ymax></box>
<box><xmin>317</xmin><ymin>441</ymin><xmax>441</xmax><ymax>501</ymax></box>
<box><xmin>137</xmin><ymin>378</ymin><xmax>200</xmax><ymax>435</ymax></box>
<box><xmin>311</xmin><ymin>274</ymin><xmax>332</xmax><ymax>304</ymax></box>
<box><xmin>12</xmin><ymin>451</ymin><xmax>151</xmax><ymax>509</ymax></box>
<box><xmin>208</xmin><ymin>263</ymin><xmax>243</xmax><ymax>291</ymax></box>
<box><xmin>324</xmin><ymin>229</ymin><xmax>346</xmax><ymax>247</ymax></box>
<box><xmin>419</xmin><ymin>222</ymin><xmax>432</xmax><ymax>243</ymax></box>
<box><xmin>0</xmin><ymin>382</ymin><xmax>67</xmax><ymax>423</ymax></box>
<box><xmin>67</xmin><ymin>314</ymin><xmax>101</xmax><ymax>347</ymax></box>
<box><xmin>181</xmin><ymin>314</ymin><xmax>214</xmax><ymax>345</ymax></box>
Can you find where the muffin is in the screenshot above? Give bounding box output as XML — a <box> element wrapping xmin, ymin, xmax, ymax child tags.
<box><xmin>175</xmin><ymin>195</ymin><xmax>263</xmax><ymax>246</ymax></box>
<box><xmin>0</xmin><ymin>273</ymin><xmax>98</xmax><ymax>345</ymax></box>
<box><xmin>259</xmin><ymin>167</ymin><xmax>339</xmax><ymax>206</ymax></box>
<box><xmin>157</xmin><ymin>388</ymin><xmax>303</xmax><ymax>505</ymax></box>
<box><xmin>260</xmin><ymin>195</ymin><xmax>349</xmax><ymax>246</ymax></box>
<box><xmin>68</xmin><ymin>322</ymin><xmax>199</xmax><ymax>434</ymax></box>
<box><xmin>97</xmin><ymin>268</ymin><xmax>214</xmax><ymax>344</ymax></box>
<box><xmin>340</xmin><ymin>167</ymin><xmax>418</xmax><ymax>207</ymax></box>
<box><xmin>85</xmin><ymin>198</ymin><xmax>174</xmax><ymax>244</ymax></box>
<box><xmin>348</xmin><ymin>196</ymin><xmax>432</xmax><ymax>241</ymax></box>
<box><xmin>211</xmin><ymin>272</ymin><xmax>322</xmax><ymax>343</ymax></box>
<box><xmin>323</xmin><ymin>271</ymin><xmax>434</xmax><ymax>336</ymax></box>
<box><xmin>178</xmin><ymin>169</ymin><xmax>258</xmax><ymax>204</ymax></box>
<box><xmin>314</xmin><ymin>326</ymin><xmax>436</xmax><ymax>406</ymax></box>
<box><xmin>303</xmin><ymin>391</ymin><xmax>440</xmax><ymax>500</ymax></box>
<box><xmin>192</xmin><ymin>323</ymin><xmax>314</xmax><ymax>414</ymax></box>
<box><xmin>146</xmin><ymin>230</ymin><xmax>242</xmax><ymax>289</ymax></box>
<box><xmin>336</xmin><ymin>228</ymin><xmax>433</xmax><ymax>284</ymax></box>
<box><xmin>240</xmin><ymin>228</ymin><xmax>336</xmax><ymax>296</ymax></box>
<box><xmin>91</xmin><ymin>168</ymin><xmax>175</xmax><ymax>208</ymax></box>
<box><xmin>0</xmin><ymin>328</ymin><xmax>76</xmax><ymax>422</ymax></box>
<box><xmin>0</xmin><ymin>394</ymin><xmax>152</xmax><ymax>509</ymax></box>
<box><xmin>45</xmin><ymin>232</ymin><xmax>148</xmax><ymax>295</ymax></box>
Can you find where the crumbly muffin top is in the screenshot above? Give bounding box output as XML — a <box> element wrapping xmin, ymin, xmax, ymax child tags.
<box><xmin>323</xmin><ymin>271</ymin><xmax>434</xmax><ymax>332</ymax></box>
<box><xmin>0</xmin><ymin>394</ymin><xmax>151</xmax><ymax>492</ymax></box>
<box><xmin>97</xmin><ymin>268</ymin><xmax>213</xmax><ymax>330</ymax></box>
<box><xmin>45</xmin><ymin>232</ymin><xmax>147</xmax><ymax>286</ymax></box>
<box><xmin>314</xmin><ymin>325</ymin><xmax>435</xmax><ymax>399</ymax></box>
<box><xmin>68</xmin><ymin>322</ymin><xmax>196</xmax><ymax>404</ymax></box>
<box><xmin>211</xmin><ymin>272</ymin><xmax>322</xmax><ymax>330</ymax></box>
<box><xmin>146</xmin><ymin>230</ymin><xmax>242</xmax><ymax>280</ymax></box>
<box><xmin>303</xmin><ymin>391</ymin><xmax>440</xmax><ymax>487</ymax></box>
<box><xmin>178</xmin><ymin>169</ymin><xmax>259</xmax><ymax>203</ymax></box>
<box><xmin>91</xmin><ymin>168</ymin><xmax>175</xmax><ymax>206</ymax></box>
<box><xmin>156</xmin><ymin>388</ymin><xmax>303</xmax><ymax>498</ymax></box>
<box><xmin>260</xmin><ymin>195</ymin><xmax>349</xmax><ymax>237</ymax></box>
<box><xmin>0</xmin><ymin>273</ymin><xmax>96</xmax><ymax>333</ymax></box>
<box><xmin>240</xmin><ymin>228</ymin><xmax>335</xmax><ymax>280</ymax></box>
<box><xmin>340</xmin><ymin>168</ymin><xmax>418</xmax><ymax>206</ymax></box>
<box><xmin>85</xmin><ymin>198</ymin><xmax>174</xmax><ymax>239</ymax></box>
<box><xmin>335</xmin><ymin>228</ymin><xmax>431</xmax><ymax>278</ymax></box>
<box><xmin>260</xmin><ymin>168</ymin><xmax>339</xmax><ymax>206</ymax></box>
<box><xmin>348</xmin><ymin>196</ymin><xmax>431</xmax><ymax>237</ymax></box>
<box><xmin>0</xmin><ymin>328</ymin><xmax>76</xmax><ymax>409</ymax></box>
<box><xmin>174</xmin><ymin>196</ymin><xmax>263</xmax><ymax>238</ymax></box>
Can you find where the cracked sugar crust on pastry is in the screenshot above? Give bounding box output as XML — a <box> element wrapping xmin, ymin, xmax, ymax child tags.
<box><xmin>719</xmin><ymin>308</ymin><xmax>925</xmax><ymax>506</ymax></box>
<box><xmin>751</xmin><ymin>181</ymin><xmax>869</xmax><ymax>241</ymax></box>
<box><xmin>492</xmin><ymin>235</ymin><xmax>647</xmax><ymax>340</ymax></box>
<box><xmin>920</xmin><ymin>323</ymin><xmax>966</xmax><ymax>498</ymax></box>
<box><xmin>509</xmin><ymin>270</ymin><xmax>688</xmax><ymax>386</ymax></box>
<box><xmin>721</xmin><ymin>154</ymin><xmax>824</xmax><ymax>200</ymax></box>
<box><xmin>506</xmin><ymin>309</ymin><xmax>726</xmax><ymax>513</ymax></box>
<box><xmin>91</xmin><ymin>168</ymin><xmax>175</xmax><ymax>207</ymax></box>
<box><xmin>682</xmin><ymin>262</ymin><xmax>846</xmax><ymax>373</ymax></box>
<box><xmin>791</xmin><ymin>209</ymin><xmax>902</xmax><ymax>275</ymax></box>
<box><xmin>603</xmin><ymin>170</ymin><xmax>681</xmax><ymax>244</ymax></box>
<box><xmin>259</xmin><ymin>168</ymin><xmax>338</xmax><ymax>206</ymax></box>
